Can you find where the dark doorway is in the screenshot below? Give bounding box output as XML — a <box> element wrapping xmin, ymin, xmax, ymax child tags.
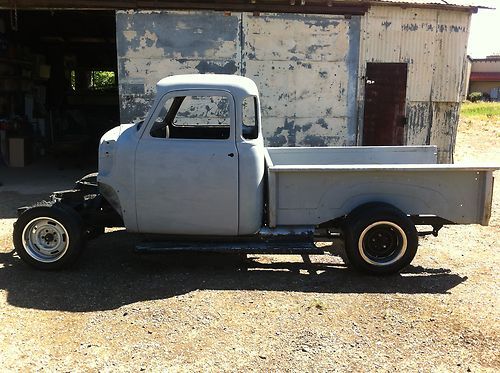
<box><xmin>0</xmin><ymin>10</ymin><xmax>118</xmax><ymax>169</ymax></box>
<box><xmin>362</xmin><ymin>63</ymin><xmax>407</xmax><ymax>146</ymax></box>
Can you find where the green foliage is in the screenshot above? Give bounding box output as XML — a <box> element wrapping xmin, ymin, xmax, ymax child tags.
<box><xmin>90</xmin><ymin>71</ymin><xmax>116</xmax><ymax>90</ymax></box>
<box><xmin>467</xmin><ymin>92</ymin><xmax>483</xmax><ymax>102</ymax></box>
<box><xmin>70</xmin><ymin>70</ymin><xmax>76</xmax><ymax>91</ymax></box>
<box><xmin>461</xmin><ymin>101</ymin><xmax>500</xmax><ymax>118</ymax></box>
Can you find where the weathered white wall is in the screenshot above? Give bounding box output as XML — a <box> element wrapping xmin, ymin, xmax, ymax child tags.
<box><xmin>471</xmin><ymin>59</ymin><xmax>500</xmax><ymax>73</ymax></box>
<box><xmin>116</xmin><ymin>7</ymin><xmax>472</xmax><ymax>161</ymax></box>
<box><xmin>116</xmin><ymin>10</ymin><xmax>359</xmax><ymax>147</ymax></box>
<box><xmin>358</xmin><ymin>6</ymin><xmax>471</xmax><ymax>162</ymax></box>
<box><xmin>242</xmin><ymin>14</ymin><xmax>359</xmax><ymax>146</ymax></box>
<box><xmin>116</xmin><ymin>11</ymin><xmax>241</xmax><ymax>123</ymax></box>
<box><xmin>470</xmin><ymin>81</ymin><xmax>500</xmax><ymax>94</ymax></box>
<box><xmin>469</xmin><ymin>59</ymin><xmax>500</xmax><ymax>97</ymax></box>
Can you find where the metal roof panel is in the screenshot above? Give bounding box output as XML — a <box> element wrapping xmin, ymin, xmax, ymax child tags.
<box><xmin>369</xmin><ymin>0</ymin><xmax>494</xmax><ymax>9</ymax></box>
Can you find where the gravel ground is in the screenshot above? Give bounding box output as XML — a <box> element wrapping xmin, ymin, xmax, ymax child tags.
<box><xmin>0</xmin><ymin>117</ymin><xmax>498</xmax><ymax>372</ymax></box>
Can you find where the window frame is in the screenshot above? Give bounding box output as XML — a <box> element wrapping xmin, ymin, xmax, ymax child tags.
<box><xmin>143</xmin><ymin>89</ymin><xmax>236</xmax><ymax>142</ymax></box>
<box><xmin>241</xmin><ymin>95</ymin><xmax>260</xmax><ymax>141</ymax></box>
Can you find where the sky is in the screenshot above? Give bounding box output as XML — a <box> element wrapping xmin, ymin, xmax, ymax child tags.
<box><xmin>467</xmin><ymin>0</ymin><xmax>500</xmax><ymax>58</ymax></box>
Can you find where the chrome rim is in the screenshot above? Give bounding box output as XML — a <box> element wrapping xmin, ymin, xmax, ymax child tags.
<box><xmin>358</xmin><ymin>221</ymin><xmax>407</xmax><ymax>267</ymax></box>
<box><xmin>22</xmin><ymin>217</ymin><xmax>70</xmax><ymax>263</ymax></box>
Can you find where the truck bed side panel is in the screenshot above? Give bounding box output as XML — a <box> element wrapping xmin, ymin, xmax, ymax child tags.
<box><xmin>269</xmin><ymin>167</ymin><xmax>496</xmax><ymax>227</ymax></box>
<box><xmin>266</xmin><ymin>145</ymin><xmax>438</xmax><ymax>165</ymax></box>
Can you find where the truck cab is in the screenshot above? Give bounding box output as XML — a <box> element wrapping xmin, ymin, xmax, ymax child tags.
<box><xmin>99</xmin><ymin>75</ymin><xmax>265</xmax><ymax>236</ymax></box>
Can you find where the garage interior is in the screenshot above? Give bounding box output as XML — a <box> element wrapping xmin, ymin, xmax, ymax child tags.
<box><xmin>0</xmin><ymin>9</ymin><xmax>119</xmax><ymax>170</ymax></box>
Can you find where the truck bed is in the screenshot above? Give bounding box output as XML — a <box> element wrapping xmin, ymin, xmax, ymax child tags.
<box><xmin>264</xmin><ymin>146</ymin><xmax>497</xmax><ymax>227</ymax></box>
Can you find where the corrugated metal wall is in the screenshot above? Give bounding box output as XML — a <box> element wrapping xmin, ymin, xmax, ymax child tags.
<box><xmin>358</xmin><ymin>6</ymin><xmax>471</xmax><ymax>162</ymax></box>
<box><xmin>116</xmin><ymin>10</ymin><xmax>359</xmax><ymax>147</ymax></box>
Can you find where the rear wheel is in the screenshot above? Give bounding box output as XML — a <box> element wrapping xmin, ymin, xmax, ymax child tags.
<box><xmin>13</xmin><ymin>204</ymin><xmax>84</xmax><ymax>270</ymax></box>
<box><xmin>344</xmin><ymin>203</ymin><xmax>418</xmax><ymax>275</ymax></box>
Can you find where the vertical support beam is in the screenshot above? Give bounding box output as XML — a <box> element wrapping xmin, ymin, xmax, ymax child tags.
<box><xmin>346</xmin><ymin>15</ymin><xmax>361</xmax><ymax>145</ymax></box>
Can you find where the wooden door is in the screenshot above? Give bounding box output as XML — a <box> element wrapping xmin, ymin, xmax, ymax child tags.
<box><xmin>362</xmin><ymin>63</ymin><xmax>408</xmax><ymax>146</ymax></box>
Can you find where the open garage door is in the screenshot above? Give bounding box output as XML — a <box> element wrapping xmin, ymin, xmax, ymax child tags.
<box><xmin>0</xmin><ymin>10</ymin><xmax>118</xmax><ymax>169</ymax></box>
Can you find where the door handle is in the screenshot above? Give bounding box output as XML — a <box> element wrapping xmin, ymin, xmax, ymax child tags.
<box><xmin>228</xmin><ymin>153</ymin><xmax>235</xmax><ymax>158</ymax></box>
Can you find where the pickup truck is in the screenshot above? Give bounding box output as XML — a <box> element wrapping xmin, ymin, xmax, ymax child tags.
<box><xmin>13</xmin><ymin>74</ymin><xmax>498</xmax><ymax>274</ymax></box>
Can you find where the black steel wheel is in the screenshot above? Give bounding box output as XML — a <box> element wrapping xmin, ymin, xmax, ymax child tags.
<box><xmin>344</xmin><ymin>203</ymin><xmax>418</xmax><ymax>275</ymax></box>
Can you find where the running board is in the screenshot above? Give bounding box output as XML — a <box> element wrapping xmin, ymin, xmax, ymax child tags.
<box><xmin>135</xmin><ymin>241</ymin><xmax>324</xmax><ymax>255</ymax></box>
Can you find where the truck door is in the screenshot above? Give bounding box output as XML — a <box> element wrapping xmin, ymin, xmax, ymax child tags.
<box><xmin>134</xmin><ymin>90</ymin><xmax>239</xmax><ymax>235</ymax></box>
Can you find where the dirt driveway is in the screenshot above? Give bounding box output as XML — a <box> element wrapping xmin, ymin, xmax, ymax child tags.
<box><xmin>0</xmin><ymin>117</ymin><xmax>498</xmax><ymax>371</ymax></box>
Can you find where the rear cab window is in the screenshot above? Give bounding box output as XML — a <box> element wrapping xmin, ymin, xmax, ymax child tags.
<box><xmin>242</xmin><ymin>96</ymin><xmax>259</xmax><ymax>140</ymax></box>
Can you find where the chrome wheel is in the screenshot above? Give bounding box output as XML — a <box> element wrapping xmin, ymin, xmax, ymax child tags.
<box><xmin>22</xmin><ymin>217</ymin><xmax>70</xmax><ymax>263</ymax></box>
<box><xmin>358</xmin><ymin>221</ymin><xmax>407</xmax><ymax>267</ymax></box>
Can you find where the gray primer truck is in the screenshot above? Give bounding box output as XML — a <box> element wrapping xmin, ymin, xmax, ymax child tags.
<box><xmin>13</xmin><ymin>75</ymin><xmax>498</xmax><ymax>274</ymax></box>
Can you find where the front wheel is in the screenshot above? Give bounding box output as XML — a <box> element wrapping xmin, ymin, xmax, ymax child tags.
<box><xmin>343</xmin><ymin>203</ymin><xmax>418</xmax><ymax>275</ymax></box>
<box><xmin>13</xmin><ymin>204</ymin><xmax>84</xmax><ymax>270</ymax></box>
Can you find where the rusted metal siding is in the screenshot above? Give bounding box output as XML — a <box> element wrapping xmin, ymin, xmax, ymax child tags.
<box><xmin>117</xmin><ymin>10</ymin><xmax>359</xmax><ymax>147</ymax></box>
<box><xmin>429</xmin><ymin>102</ymin><xmax>460</xmax><ymax>162</ymax></box>
<box><xmin>359</xmin><ymin>6</ymin><xmax>470</xmax><ymax>102</ymax></box>
<box><xmin>406</xmin><ymin>102</ymin><xmax>432</xmax><ymax>146</ymax></box>
<box><xmin>432</xmin><ymin>10</ymin><xmax>470</xmax><ymax>102</ymax></box>
<box><xmin>358</xmin><ymin>5</ymin><xmax>471</xmax><ymax>162</ymax></box>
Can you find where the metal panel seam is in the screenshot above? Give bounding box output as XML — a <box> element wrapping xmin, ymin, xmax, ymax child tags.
<box><xmin>346</xmin><ymin>15</ymin><xmax>361</xmax><ymax>145</ymax></box>
<box><xmin>480</xmin><ymin>171</ymin><xmax>494</xmax><ymax>225</ymax></box>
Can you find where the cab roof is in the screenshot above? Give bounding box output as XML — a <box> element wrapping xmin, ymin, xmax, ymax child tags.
<box><xmin>156</xmin><ymin>74</ymin><xmax>259</xmax><ymax>98</ymax></box>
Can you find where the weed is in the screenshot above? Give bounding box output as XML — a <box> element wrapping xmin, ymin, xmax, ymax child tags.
<box><xmin>461</xmin><ymin>102</ymin><xmax>500</xmax><ymax>118</ymax></box>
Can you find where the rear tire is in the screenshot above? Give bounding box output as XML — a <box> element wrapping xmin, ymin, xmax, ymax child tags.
<box><xmin>13</xmin><ymin>204</ymin><xmax>84</xmax><ymax>270</ymax></box>
<box><xmin>344</xmin><ymin>203</ymin><xmax>418</xmax><ymax>275</ymax></box>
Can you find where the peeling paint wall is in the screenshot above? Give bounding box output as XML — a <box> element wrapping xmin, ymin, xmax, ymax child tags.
<box><xmin>242</xmin><ymin>14</ymin><xmax>359</xmax><ymax>146</ymax></box>
<box><xmin>116</xmin><ymin>7</ymin><xmax>471</xmax><ymax>161</ymax></box>
<box><xmin>358</xmin><ymin>6</ymin><xmax>471</xmax><ymax>162</ymax></box>
<box><xmin>116</xmin><ymin>10</ymin><xmax>241</xmax><ymax>123</ymax></box>
<box><xmin>116</xmin><ymin>10</ymin><xmax>357</xmax><ymax>147</ymax></box>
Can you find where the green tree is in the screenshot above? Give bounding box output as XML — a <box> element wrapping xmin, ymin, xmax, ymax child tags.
<box><xmin>90</xmin><ymin>71</ymin><xmax>115</xmax><ymax>89</ymax></box>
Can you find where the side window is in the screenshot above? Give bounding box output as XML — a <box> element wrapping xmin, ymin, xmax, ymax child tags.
<box><xmin>150</xmin><ymin>95</ymin><xmax>230</xmax><ymax>140</ymax></box>
<box><xmin>150</xmin><ymin>98</ymin><xmax>174</xmax><ymax>138</ymax></box>
<box><xmin>242</xmin><ymin>96</ymin><xmax>259</xmax><ymax>140</ymax></box>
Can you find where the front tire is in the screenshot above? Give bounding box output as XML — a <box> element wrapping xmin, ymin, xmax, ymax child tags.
<box><xmin>344</xmin><ymin>203</ymin><xmax>418</xmax><ymax>275</ymax></box>
<box><xmin>13</xmin><ymin>204</ymin><xmax>84</xmax><ymax>270</ymax></box>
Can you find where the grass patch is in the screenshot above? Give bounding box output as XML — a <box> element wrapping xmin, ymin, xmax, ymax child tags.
<box><xmin>461</xmin><ymin>101</ymin><xmax>500</xmax><ymax>118</ymax></box>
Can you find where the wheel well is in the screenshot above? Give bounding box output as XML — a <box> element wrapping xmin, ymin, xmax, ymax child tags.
<box><xmin>346</xmin><ymin>202</ymin><xmax>402</xmax><ymax>221</ymax></box>
<box><xmin>49</xmin><ymin>189</ymin><xmax>123</xmax><ymax>229</ymax></box>
<box><xmin>317</xmin><ymin>202</ymin><xmax>403</xmax><ymax>229</ymax></box>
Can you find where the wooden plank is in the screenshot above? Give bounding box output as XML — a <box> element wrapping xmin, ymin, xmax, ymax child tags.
<box><xmin>0</xmin><ymin>0</ymin><xmax>369</xmax><ymax>14</ymax></box>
